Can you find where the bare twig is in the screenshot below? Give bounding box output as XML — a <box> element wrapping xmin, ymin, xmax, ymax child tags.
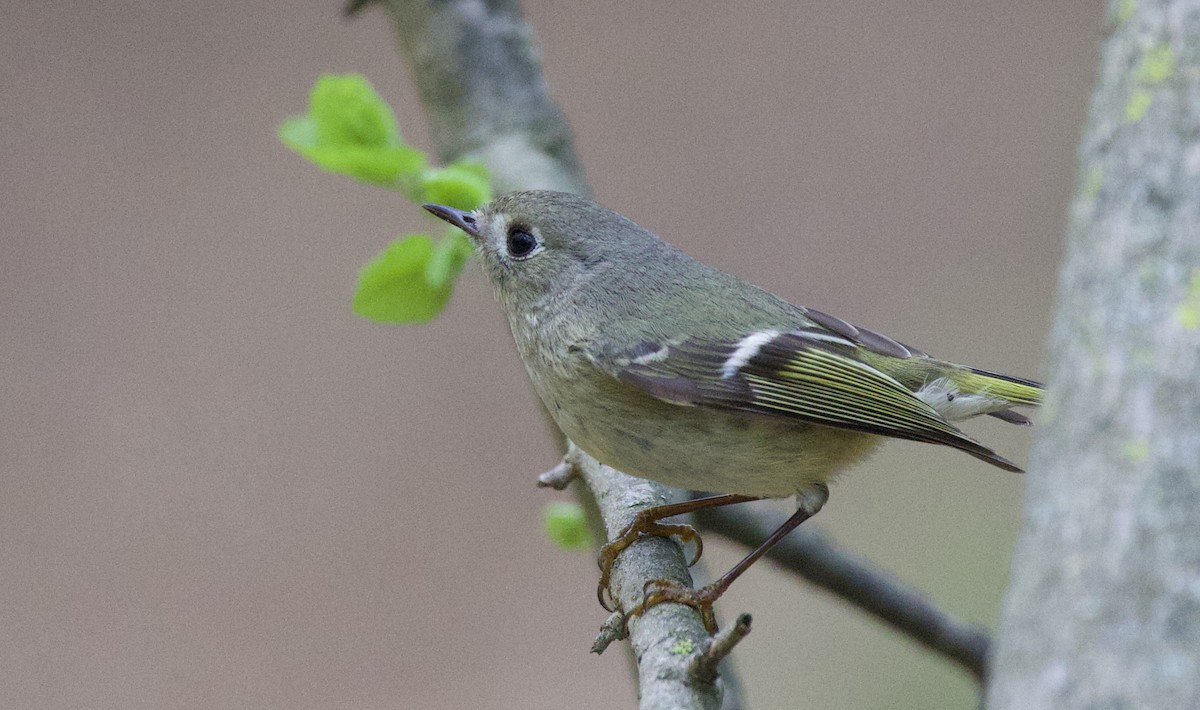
<box><xmin>535</xmin><ymin>458</ymin><xmax>577</xmax><ymax>490</ymax></box>
<box><xmin>690</xmin><ymin>614</ymin><xmax>752</xmax><ymax>684</ymax></box>
<box><xmin>696</xmin><ymin>505</ymin><xmax>991</xmax><ymax>683</ymax></box>
<box><xmin>575</xmin><ymin>446</ymin><xmax>729</xmax><ymax>708</ymax></box>
<box><xmin>591</xmin><ymin>611</ymin><xmax>628</xmax><ymax>654</ymax></box>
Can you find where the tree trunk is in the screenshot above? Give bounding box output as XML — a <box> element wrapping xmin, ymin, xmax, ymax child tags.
<box><xmin>988</xmin><ymin>2</ymin><xmax>1200</xmax><ymax>707</ymax></box>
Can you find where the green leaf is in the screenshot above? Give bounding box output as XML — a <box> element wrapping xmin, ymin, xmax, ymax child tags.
<box><xmin>279</xmin><ymin>74</ymin><xmax>498</xmax><ymax>325</ymax></box>
<box><xmin>354</xmin><ymin>234</ymin><xmax>459</xmax><ymax>323</ymax></box>
<box><xmin>310</xmin><ymin>73</ymin><xmax>397</xmax><ymax>148</ymax></box>
<box><xmin>279</xmin><ymin>74</ymin><xmax>427</xmax><ymax>187</ymax></box>
<box><xmin>448</xmin><ymin>159</ymin><xmax>490</xmax><ymax>184</ymax></box>
<box><xmin>424</xmin><ymin>231</ymin><xmax>472</xmax><ymax>290</ymax></box>
<box><xmin>284</xmin><ymin>133</ymin><xmax>426</xmax><ymax>185</ymax></box>
<box><xmin>422</xmin><ymin>163</ymin><xmax>492</xmax><ymax>210</ymax></box>
<box><xmin>543</xmin><ymin>502</ymin><xmax>591</xmax><ymax>551</ymax></box>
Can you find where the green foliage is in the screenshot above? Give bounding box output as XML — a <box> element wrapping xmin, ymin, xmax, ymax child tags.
<box><xmin>422</xmin><ymin>162</ymin><xmax>491</xmax><ymax>210</ymax></box>
<box><xmin>542</xmin><ymin>501</ymin><xmax>591</xmax><ymax>551</ymax></box>
<box><xmin>279</xmin><ymin>74</ymin><xmax>426</xmax><ymax>189</ymax></box>
<box><xmin>353</xmin><ymin>232</ymin><xmax>474</xmax><ymax>324</ymax></box>
<box><xmin>281</xmin><ymin>74</ymin><xmax>492</xmax><ymax>323</ymax></box>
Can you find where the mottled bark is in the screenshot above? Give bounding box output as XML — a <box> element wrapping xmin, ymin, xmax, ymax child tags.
<box><xmin>988</xmin><ymin>2</ymin><xmax>1200</xmax><ymax>707</ymax></box>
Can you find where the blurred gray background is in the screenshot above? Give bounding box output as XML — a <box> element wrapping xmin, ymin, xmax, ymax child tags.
<box><xmin>2</xmin><ymin>2</ymin><xmax>1098</xmax><ymax>708</ymax></box>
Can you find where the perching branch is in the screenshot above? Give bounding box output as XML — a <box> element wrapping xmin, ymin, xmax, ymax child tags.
<box><xmin>988</xmin><ymin>2</ymin><xmax>1200</xmax><ymax>707</ymax></box>
<box><xmin>696</xmin><ymin>505</ymin><xmax>990</xmax><ymax>682</ymax></box>
<box><xmin>573</xmin><ymin>447</ymin><xmax>733</xmax><ymax>709</ymax></box>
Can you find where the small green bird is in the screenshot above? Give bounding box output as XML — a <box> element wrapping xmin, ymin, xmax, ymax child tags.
<box><xmin>426</xmin><ymin>190</ymin><xmax>1041</xmax><ymax>631</ymax></box>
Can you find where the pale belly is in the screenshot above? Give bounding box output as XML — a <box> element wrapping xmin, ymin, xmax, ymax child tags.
<box><xmin>535</xmin><ymin>367</ymin><xmax>880</xmax><ymax>498</ymax></box>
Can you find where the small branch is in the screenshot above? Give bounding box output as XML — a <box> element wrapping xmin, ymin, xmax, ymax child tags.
<box><xmin>575</xmin><ymin>445</ymin><xmax>729</xmax><ymax>709</ymax></box>
<box><xmin>690</xmin><ymin>614</ymin><xmax>752</xmax><ymax>685</ymax></box>
<box><xmin>695</xmin><ymin>505</ymin><xmax>991</xmax><ymax>684</ymax></box>
<box><xmin>591</xmin><ymin>611</ymin><xmax>627</xmax><ymax>654</ymax></box>
<box><xmin>535</xmin><ymin>458</ymin><xmax>577</xmax><ymax>490</ymax></box>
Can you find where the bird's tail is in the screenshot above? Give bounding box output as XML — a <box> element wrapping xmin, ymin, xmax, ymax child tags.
<box><xmin>962</xmin><ymin>367</ymin><xmax>1043</xmax><ymax>406</ymax></box>
<box><xmin>929</xmin><ymin>367</ymin><xmax>1042</xmax><ymax>471</ymax></box>
<box><xmin>955</xmin><ymin>367</ymin><xmax>1043</xmax><ymax>426</ymax></box>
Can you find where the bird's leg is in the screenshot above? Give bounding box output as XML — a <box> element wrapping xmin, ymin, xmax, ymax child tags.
<box><xmin>597</xmin><ymin>493</ymin><xmax>760</xmax><ymax>611</ymax></box>
<box><xmin>631</xmin><ymin>483</ymin><xmax>830</xmax><ymax>633</ymax></box>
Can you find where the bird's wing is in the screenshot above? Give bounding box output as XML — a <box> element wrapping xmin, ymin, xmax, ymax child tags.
<box><xmin>585</xmin><ymin>326</ymin><xmax>1020</xmax><ymax>471</ymax></box>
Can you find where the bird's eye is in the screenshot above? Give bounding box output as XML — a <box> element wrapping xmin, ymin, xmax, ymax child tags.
<box><xmin>507</xmin><ymin>227</ymin><xmax>539</xmax><ymax>259</ymax></box>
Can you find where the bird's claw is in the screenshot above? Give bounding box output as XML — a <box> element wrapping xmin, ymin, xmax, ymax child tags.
<box><xmin>595</xmin><ymin>517</ymin><xmax>703</xmax><ymax>612</ymax></box>
<box><xmin>631</xmin><ymin>578</ymin><xmax>721</xmax><ymax>634</ymax></box>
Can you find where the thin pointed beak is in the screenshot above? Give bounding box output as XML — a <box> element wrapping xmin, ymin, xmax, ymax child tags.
<box><xmin>423</xmin><ymin>203</ymin><xmax>482</xmax><ymax>238</ymax></box>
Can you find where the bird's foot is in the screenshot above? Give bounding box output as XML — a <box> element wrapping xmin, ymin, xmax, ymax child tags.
<box><xmin>629</xmin><ymin>578</ymin><xmax>724</xmax><ymax>634</ymax></box>
<box><xmin>596</xmin><ymin>515</ymin><xmax>703</xmax><ymax>611</ymax></box>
